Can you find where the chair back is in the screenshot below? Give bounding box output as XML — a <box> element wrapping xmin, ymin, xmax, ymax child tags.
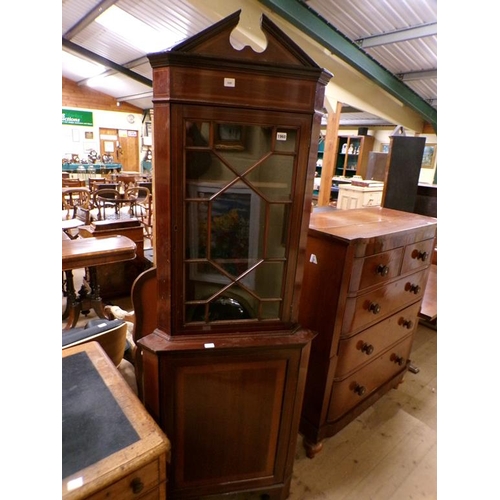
<box><xmin>130</xmin><ymin>267</ymin><xmax>157</xmax><ymax>399</ymax></box>
<box><xmin>62</xmin><ymin>187</ymin><xmax>91</xmax><ymax>219</ymax></box>
<box><xmin>93</xmin><ymin>188</ymin><xmax>122</xmax><ymax>220</ymax></box>
<box><xmin>131</xmin><ymin>267</ymin><xmax>157</xmax><ymax>343</ymax></box>
<box><xmin>63</xmin><ymin>178</ymin><xmax>85</xmax><ymax>187</ymax></box>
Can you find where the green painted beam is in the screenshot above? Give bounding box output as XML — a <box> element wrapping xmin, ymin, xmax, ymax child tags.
<box><xmin>257</xmin><ymin>0</ymin><xmax>437</xmax><ymax>130</ymax></box>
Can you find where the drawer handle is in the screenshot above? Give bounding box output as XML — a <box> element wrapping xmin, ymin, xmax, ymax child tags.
<box><xmin>391</xmin><ymin>354</ymin><xmax>405</xmax><ymax>366</ymax></box>
<box><xmin>368</xmin><ymin>302</ymin><xmax>381</xmax><ymax>314</ymax></box>
<box><xmin>405</xmin><ymin>282</ymin><xmax>421</xmax><ymax>294</ymax></box>
<box><xmin>401</xmin><ymin>318</ymin><xmax>414</xmax><ymax>329</ymax></box>
<box><xmin>352</xmin><ymin>383</ymin><xmax>366</xmax><ymax>396</ymax></box>
<box><xmin>376</xmin><ymin>264</ymin><xmax>389</xmax><ymax>276</ymax></box>
<box><xmin>360</xmin><ymin>342</ymin><xmax>374</xmax><ymax>355</ymax></box>
<box><xmin>130</xmin><ymin>477</ymin><xmax>145</xmax><ymax>494</ymax></box>
<box><xmin>412</xmin><ymin>249</ymin><xmax>429</xmax><ymax>261</ymax></box>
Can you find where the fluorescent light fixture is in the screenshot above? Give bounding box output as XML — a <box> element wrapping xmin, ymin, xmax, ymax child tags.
<box><xmin>62</xmin><ymin>51</ymin><xmax>105</xmax><ymax>79</ymax></box>
<box><xmin>95</xmin><ymin>5</ymin><xmax>183</xmax><ymax>53</ymax></box>
<box><xmin>86</xmin><ymin>74</ymin><xmax>129</xmax><ymax>92</ymax></box>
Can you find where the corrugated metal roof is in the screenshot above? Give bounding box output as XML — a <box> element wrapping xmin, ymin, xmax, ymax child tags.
<box><xmin>62</xmin><ymin>0</ymin><xmax>437</xmax><ymax>126</ymax></box>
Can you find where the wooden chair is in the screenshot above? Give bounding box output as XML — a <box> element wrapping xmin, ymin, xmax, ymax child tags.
<box><xmin>62</xmin><ymin>187</ymin><xmax>91</xmax><ymax>238</ymax></box>
<box><xmin>93</xmin><ymin>188</ymin><xmax>130</xmax><ymax>221</ymax></box>
<box><xmin>126</xmin><ymin>186</ymin><xmax>152</xmax><ymax>238</ymax></box>
<box><xmin>62</xmin><ymin>178</ymin><xmax>85</xmax><ymax>187</ymax></box>
<box><xmin>131</xmin><ymin>267</ymin><xmax>157</xmax><ymax>399</ymax></box>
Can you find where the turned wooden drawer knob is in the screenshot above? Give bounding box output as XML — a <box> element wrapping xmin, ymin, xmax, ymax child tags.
<box><xmin>417</xmin><ymin>251</ymin><xmax>429</xmax><ymax>261</ymax></box>
<box><xmin>391</xmin><ymin>354</ymin><xmax>405</xmax><ymax>366</ymax></box>
<box><xmin>409</xmin><ymin>284</ymin><xmax>421</xmax><ymax>294</ymax></box>
<box><xmin>130</xmin><ymin>477</ymin><xmax>145</xmax><ymax>494</ymax></box>
<box><xmin>353</xmin><ymin>383</ymin><xmax>366</xmax><ymax>396</ymax></box>
<box><xmin>361</xmin><ymin>342</ymin><xmax>374</xmax><ymax>355</ymax></box>
<box><xmin>412</xmin><ymin>249</ymin><xmax>429</xmax><ymax>261</ymax></box>
<box><xmin>376</xmin><ymin>264</ymin><xmax>389</xmax><ymax>276</ymax></box>
<box><xmin>401</xmin><ymin>319</ymin><xmax>413</xmax><ymax>329</ymax></box>
<box><xmin>368</xmin><ymin>302</ymin><xmax>381</xmax><ymax>314</ymax></box>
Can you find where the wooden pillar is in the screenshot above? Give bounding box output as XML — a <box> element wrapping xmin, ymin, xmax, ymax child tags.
<box><xmin>317</xmin><ymin>101</ymin><xmax>341</xmax><ymax>206</ymax></box>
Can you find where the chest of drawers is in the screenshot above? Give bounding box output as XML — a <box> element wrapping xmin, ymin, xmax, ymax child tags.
<box><xmin>298</xmin><ymin>207</ymin><xmax>437</xmax><ymax>458</ymax></box>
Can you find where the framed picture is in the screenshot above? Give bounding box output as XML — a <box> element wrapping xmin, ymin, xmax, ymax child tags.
<box><xmin>214</xmin><ymin>124</ymin><xmax>245</xmax><ymax>150</ymax></box>
<box><xmin>187</xmin><ymin>181</ymin><xmax>261</xmax><ymax>287</ymax></box>
<box><xmin>421</xmin><ymin>144</ymin><xmax>437</xmax><ymax>169</ymax></box>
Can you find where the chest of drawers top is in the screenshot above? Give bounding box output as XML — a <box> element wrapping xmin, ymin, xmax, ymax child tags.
<box><xmin>308</xmin><ymin>207</ymin><xmax>437</xmax><ymax>258</ymax></box>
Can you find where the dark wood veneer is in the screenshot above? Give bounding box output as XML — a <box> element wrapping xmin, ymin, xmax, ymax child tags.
<box><xmin>137</xmin><ymin>10</ymin><xmax>330</xmax><ymax>499</ymax></box>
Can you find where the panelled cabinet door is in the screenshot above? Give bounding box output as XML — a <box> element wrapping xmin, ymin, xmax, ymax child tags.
<box><xmin>172</xmin><ymin>108</ymin><xmax>315</xmax><ymax>335</ymax></box>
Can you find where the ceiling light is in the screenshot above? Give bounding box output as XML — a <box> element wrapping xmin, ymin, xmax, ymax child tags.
<box><xmin>95</xmin><ymin>5</ymin><xmax>184</xmax><ymax>53</ymax></box>
<box><xmin>62</xmin><ymin>51</ymin><xmax>105</xmax><ymax>79</ymax></box>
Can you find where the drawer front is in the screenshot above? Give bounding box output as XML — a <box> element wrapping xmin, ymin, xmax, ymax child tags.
<box><xmin>349</xmin><ymin>247</ymin><xmax>404</xmax><ymax>292</ymax></box>
<box><xmin>336</xmin><ymin>302</ymin><xmax>420</xmax><ymax>378</ymax></box>
<box><xmin>88</xmin><ymin>458</ymin><xmax>163</xmax><ymax>500</ymax></box>
<box><xmin>342</xmin><ymin>269</ymin><xmax>428</xmax><ymax>335</ymax></box>
<box><xmin>328</xmin><ymin>336</ymin><xmax>413</xmax><ymax>422</ymax></box>
<box><xmin>401</xmin><ymin>238</ymin><xmax>435</xmax><ymax>275</ymax></box>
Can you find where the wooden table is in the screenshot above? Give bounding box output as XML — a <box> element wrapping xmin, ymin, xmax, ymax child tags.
<box><xmin>62</xmin><ymin>341</ymin><xmax>170</xmax><ymax>500</ymax></box>
<box><xmin>62</xmin><ymin>235</ymin><xmax>136</xmax><ymax>329</ymax></box>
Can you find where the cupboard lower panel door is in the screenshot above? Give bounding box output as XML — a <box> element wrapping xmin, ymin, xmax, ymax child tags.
<box><xmin>139</xmin><ymin>329</ymin><xmax>315</xmax><ymax>499</ymax></box>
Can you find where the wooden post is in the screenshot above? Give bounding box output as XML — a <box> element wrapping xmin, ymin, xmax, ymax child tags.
<box><xmin>317</xmin><ymin>101</ymin><xmax>341</xmax><ymax>206</ymax></box>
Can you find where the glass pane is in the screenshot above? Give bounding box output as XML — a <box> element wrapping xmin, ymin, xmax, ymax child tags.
<box><xmin>254</xmin><ymin>262</ymin><xmax>284</xmax><ymax>298</ymax></box>
<box><xmin>216</xmin><ymin>124</ymin><xmax>272</xmax><ymax>176</ymax></box>
<box><xmin>260</xmin><ymin>301</ymin><xmax>281</xmax><ymax>320</ymax></box>
<box><xmin>245</xmin><ymin>154</ymin><xmax>294</xmax><ymax>201</ymax></box>
<box><xmin>274</xmin><ymin>128</ymin><xmax>297</xmax><ymax>153</ymax></box>
<box><xmin>266</xmin><ymin>204</ymin><xmax>287</xmax><ymax>258</ymax></box>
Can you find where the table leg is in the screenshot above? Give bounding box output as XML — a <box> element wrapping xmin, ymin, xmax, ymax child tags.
<box><xmin>63</xmin><ymin>270</ymin><xmax>82</xmax><ymax>329</ymax></box>
<box><xmin>62</xmin><ymin>267</ymin><xmax>107</xmax><ymax>330</ymax></box>
<box><xmin>86</xmin><ymin>266</ymin><xmax>107</xmax><ymax>319</ymax></box>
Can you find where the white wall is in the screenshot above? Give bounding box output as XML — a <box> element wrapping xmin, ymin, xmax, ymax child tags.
<box><xmin>62</xmin><ymin>108</ymin><xmax>146</xmax><ymax>166</ymax></box>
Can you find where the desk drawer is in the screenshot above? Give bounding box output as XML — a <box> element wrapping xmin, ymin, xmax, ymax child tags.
<box><xmin>401</xmin><ymin>238</ymin><xmax>435</xmax><ymax>275</ymax></box>
<box><xmin>335</xmin><ymin>302</ymin><xmax>420</xmax><ymax>378</ymax></box>
<box><xmin>342</xmin><ymin>269</ymin><xmax>428</xmax><ymax>335</ymax></box>
<box><xmin>87</xmin><ymin>457</ymin><xmax>164</xmax><ymax>500</ymax></box>
<box><xmin>327</xmin><ymin>336</ymin><xmax>412</xmax><ymax>422</ymax></box>
<box><xmin>349</xmin><ymin>247</ymin><xmax>404</xmax><ymax>292</ymax></box>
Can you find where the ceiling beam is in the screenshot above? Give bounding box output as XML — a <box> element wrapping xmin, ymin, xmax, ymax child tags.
<box><xmin>257</xmin><ymin>0</ymin><xmax>437</xmax><ymax>130</ymax></box>
<box><xmin>399</xmin><ymin>69</ymin><xmax>437</xmax><ymax>81</ymax></box>
<box><xmin>355</xmin><ymin>23</ymin><xmax>437</xmax><ymax>48</ymax></box>
<box><xmin>62</xmin><ymin>39</ymin><xmax>152</xmax><ymax>88</ymax></box>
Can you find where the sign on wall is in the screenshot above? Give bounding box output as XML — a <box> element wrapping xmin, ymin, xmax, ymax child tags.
<box><xmin>62</xmin><ymin>109</ymin><xmax>93</xmax><ymax>126</ymax></box>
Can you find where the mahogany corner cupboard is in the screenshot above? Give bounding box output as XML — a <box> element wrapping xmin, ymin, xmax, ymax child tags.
<box><xmin>137</xmin><ymin>11</ymin><xmax>330</xmax><ymax>499</ymax></box>
<box><xmin>298</xmin><ymin>207</ymin><xmax>437</xmax><ymax>458</ymax></box>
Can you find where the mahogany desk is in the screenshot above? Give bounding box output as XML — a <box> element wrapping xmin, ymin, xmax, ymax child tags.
<box><xmin>62</xmin><ymin>235</ymin><xmax>136</xmax><ymax>329</ymax></box>
<box><xmin>62</xmin><ymin>341</ymin><xmax>170</xmax><ymax>499</ymax></box>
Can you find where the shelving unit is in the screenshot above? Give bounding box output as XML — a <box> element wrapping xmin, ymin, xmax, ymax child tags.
<box><xmin>335</xmin><ymin>135</ymin><xmax>374</xmax><ymax>178</ymax></box>
<box><xmin>312</xmin><ymin>134</ymin><xmax>325</xmax><ymax>201</ymax></box>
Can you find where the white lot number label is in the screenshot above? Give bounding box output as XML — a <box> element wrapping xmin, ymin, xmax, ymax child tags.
<box><xmin>224</xmin><ymin>78</ymin><xmax>235</xmax><ymax>87</ymax></box>
<box><xmin>276</xmin><ymin>132</ymin><xmax>287</xmax><ymax>141</ymax></box>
